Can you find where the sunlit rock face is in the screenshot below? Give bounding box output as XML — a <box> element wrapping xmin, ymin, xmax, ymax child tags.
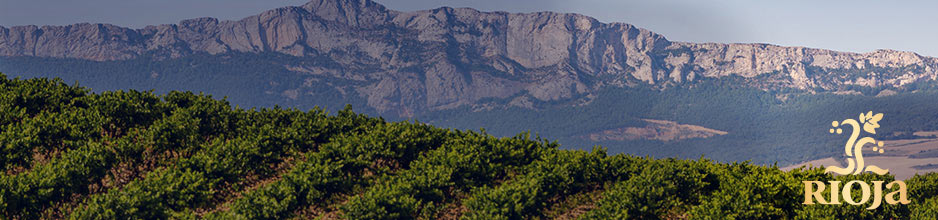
<box><xmin>3</xmin><ymin>0</ymin><xmax>937</xmax><ymax>116</ymax></box>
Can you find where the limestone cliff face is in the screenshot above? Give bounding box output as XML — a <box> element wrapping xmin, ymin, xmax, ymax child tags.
<box><xmin>2</xmin><ymin>0</ymin><xmax>937</xmax><ymax>116</ymax></box>
<box><xmin>665</xmin><ymin>43</ymin><xmax>938</xmax><ymax>89</ymax></box>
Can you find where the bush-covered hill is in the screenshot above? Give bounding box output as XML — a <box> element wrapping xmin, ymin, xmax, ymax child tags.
<box><xmin>2</xmin><ymin>73</ymin><xmax>938</xmax><ymax>219</ymax></box>
<box><xmin>10</xmin><ymin>55</ymin><xmax>938</xmax><ymax>168</ymax></box>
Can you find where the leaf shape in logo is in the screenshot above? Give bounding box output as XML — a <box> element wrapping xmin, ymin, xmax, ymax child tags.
<box><xmin>862</xmin><ymin>112</ymin><xmax>883</xmax><ymax>134</ymax></box>
<box><xmin>870</xmin><ymin>112</ymin><xmax>883</xmax><ymax>123</ymax></box>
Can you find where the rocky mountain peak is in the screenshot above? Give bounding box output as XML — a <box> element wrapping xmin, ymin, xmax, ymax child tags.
<box><xmin>2</xmin><ymin>0</ymin><xmax>938</xmax><ymax>117</ymax></box>
<box><xmin>301</xmin><ymin>0</ymin><xmax>391</xmax><ymax>26</ymax></box>
<box><xmin>179</xmin><ymin>17</ymin><xmax>220</xmax><ymax>29</ymax></box>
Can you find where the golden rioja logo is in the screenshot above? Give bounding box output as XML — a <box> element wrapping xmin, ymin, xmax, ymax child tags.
<box><xmin>802</xmin><ymin>111</ymin><xmax>910</xmax><ymax>209</ymax></box>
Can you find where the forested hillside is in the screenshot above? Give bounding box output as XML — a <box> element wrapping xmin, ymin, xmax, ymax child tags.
<box><xmin>10</xmin><ymin>55</ymin><xmax>938</xmax><ymax>167</ymax></box>
<box><xmin>8</xmin><ymin>0</ymin><xmax>938</xmax><ymax>175</ymax></box>
<box><xmin>2</xmin><ymin>73</ymin><xmax>938</xmax><ymax>219</ymax></box>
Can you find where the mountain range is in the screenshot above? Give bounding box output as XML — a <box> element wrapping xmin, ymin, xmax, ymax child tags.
<box><xmin>4</xmin><ymin>0</ymin><xmax>938</xmax><ymax>165</ymax></box>
<box><xmin>3</xmin><ymin>0</ymin><xmax>938</xmax><ymax>116</ymax></box>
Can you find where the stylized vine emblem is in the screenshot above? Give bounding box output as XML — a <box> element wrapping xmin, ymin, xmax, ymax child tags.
<box><xmin>825</xmin><ymin>111</ymin><xmax>889</xmax><ymax>175</ymax></box>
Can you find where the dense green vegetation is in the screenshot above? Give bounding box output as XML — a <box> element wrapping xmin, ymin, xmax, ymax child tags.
<box><xmin>1</xmin><ymin>73</ymin><xmax>938</xmax><ymax>219</ymax></box>
<box><xmin>7</xmin><ymin>55</ymin><xmax>938</xmax><ymax>166</ymax></box>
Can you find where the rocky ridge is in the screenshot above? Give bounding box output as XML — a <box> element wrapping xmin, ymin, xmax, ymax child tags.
<box><xmin>2</xmin><ymin>0</ymin><xmax>937</xmax><ymax>116</ymax></box>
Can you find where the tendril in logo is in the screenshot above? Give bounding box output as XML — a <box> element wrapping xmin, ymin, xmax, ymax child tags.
<box><xmin>825</xmin><ymin>111</ymin><xmax>889</xmax><ymax>175</ymax></box>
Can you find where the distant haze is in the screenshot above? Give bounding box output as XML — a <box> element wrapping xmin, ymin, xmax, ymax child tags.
<box><xmin>2</xmin><ymin>0</ymin><xmax>937</xmax><ymax>57</ymax></box>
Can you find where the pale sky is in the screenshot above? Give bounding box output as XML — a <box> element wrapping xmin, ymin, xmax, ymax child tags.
<box><xmin>2</xmin><ymin>0</ymin><xmax>937</xmax><ymax>57</ymax></box>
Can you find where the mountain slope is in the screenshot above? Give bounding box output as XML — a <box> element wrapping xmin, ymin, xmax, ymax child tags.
<box><xmin>3</xmin><ymin>0</ymin><xmax>938</xmax><ymax>117</ymax></box>
<box><xmin>0</xmin><ymin>75</ymin><xmax>932</xmax><ymax>219</ymax></box>
<box><xmin>6</xmin><ymin>0</ymin><xmax>938</xmax><ymax>167</ymax></box>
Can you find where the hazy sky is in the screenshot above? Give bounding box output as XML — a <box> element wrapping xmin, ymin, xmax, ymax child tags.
<box><xmin>2</xmin><ymin>0</ymin><xmax>937</xmax><ymax>57</ymax></box>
